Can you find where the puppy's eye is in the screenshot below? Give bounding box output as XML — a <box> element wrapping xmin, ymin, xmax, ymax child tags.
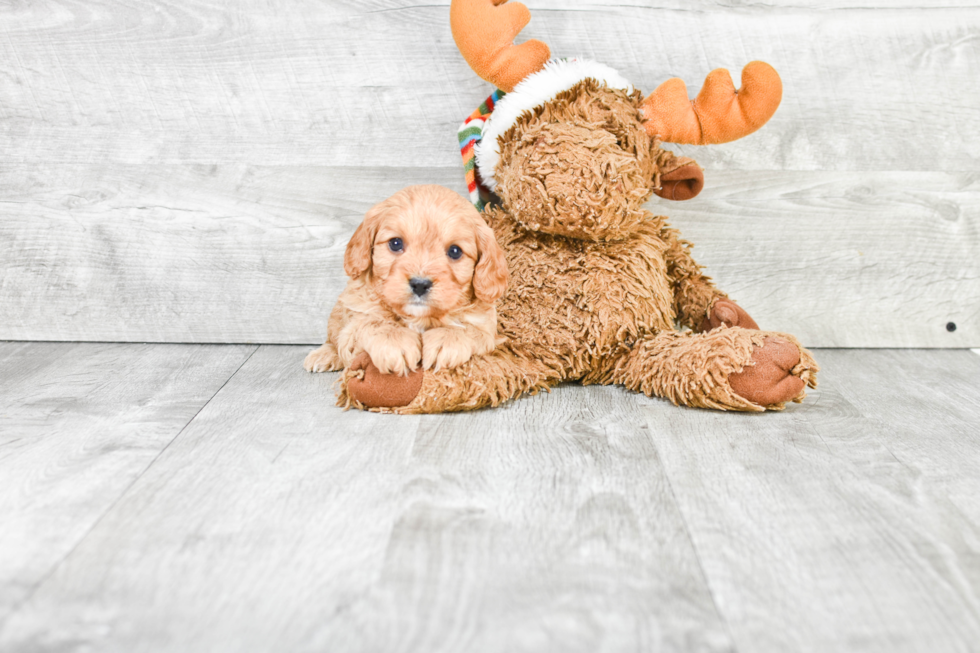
<box><xmin>388</xmin><ymin>238</ymin><xmax>404</xmax><ymax>253</ymax></box>
<box><xmin>447</xmin><ymin>244</ymin><xmax>463</xmax><ymax>260</ymax></box>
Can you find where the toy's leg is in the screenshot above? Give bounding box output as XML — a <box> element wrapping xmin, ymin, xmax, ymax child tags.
<box><xmin>339</xmin><ymin>344</ymin><xmax>560</xmax><ymax>414</ymax></box>
<box><xmin>608</xmin><ymin>327</ymin><xmax>818</xmax><ymax>411</ymax></box>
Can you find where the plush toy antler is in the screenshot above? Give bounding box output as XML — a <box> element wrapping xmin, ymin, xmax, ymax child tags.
<box><xmin>450</xmin><ymin>0</ymin><xmax>551</xmax><ymax>93</ymax></box>
<box><xmin>641</xmin><ymin>61</ymin><xmax>783</xmax><ymax>145</ymax></box>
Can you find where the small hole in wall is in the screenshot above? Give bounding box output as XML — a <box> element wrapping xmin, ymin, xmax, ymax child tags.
<box><xmin>946</xmin><ymin>322</ymin><xmax>957</xmax><ymax>332</ymax></box>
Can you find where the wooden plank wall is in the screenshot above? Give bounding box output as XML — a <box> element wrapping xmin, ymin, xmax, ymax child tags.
<box><xmin>1</xmin><ymin>1</ymin><xmax>977</xmax><ymax>347</ymax></box>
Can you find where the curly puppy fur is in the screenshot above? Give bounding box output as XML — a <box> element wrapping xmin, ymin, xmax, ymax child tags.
<box><xmin>340</xmin><ymin>81</ymin><xmax>817</xmax><ymax>413</ymax></box>
<box><xmin>305</xmin><ymin>185</ymin><xmax>508</xmax><ymax>376</ymax></box>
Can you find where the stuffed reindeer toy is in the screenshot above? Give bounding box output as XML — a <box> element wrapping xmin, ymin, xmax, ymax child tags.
<box><xmin>331</xmin><ymin>0</ymin><xmax>818</xmax><ymax>413</ymax></box>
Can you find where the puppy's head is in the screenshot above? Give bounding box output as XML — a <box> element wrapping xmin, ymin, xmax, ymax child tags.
<box><xmin>344</xmin><ymin>185</ymin><xmax>508</xmax><ymax>319</ymax></box>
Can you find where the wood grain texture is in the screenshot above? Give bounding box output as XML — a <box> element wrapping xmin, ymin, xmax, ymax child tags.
<box><xmin>1</xmin><ymin>1</ymin><xmax>978</xmax><ymax>345</ymax></box>
<box><xmin>640</xmin><ymin>349</ymin><xmax>980</xmax><ymax>652</ymax></box>
<box><xmin>0</xmin><ymin>166</ymin><xmax>975</xmax><ymax>346</ymax></box>
<box><xmin>0</xmin><ymin>345</ymin><xmax>733</xmax><ymax>653</ymax></box>
<box><xmin>0</xmin><ymin>342</ymin><xmax>255</xmax><ymax>626</ymax></box>
<box><xmin>669</xmin><ymin>171</ymin><xmax>980</xmax><ymax>347</ymax></box>
<box><xmin>3</xmin><ymin>344</ymin><xmax>980</xmax><ymax>651</ymax></box>
<box><xmin>1</xmin><ymin>2</ymin><xmax>977</xmax><ymax>171</ymax></box>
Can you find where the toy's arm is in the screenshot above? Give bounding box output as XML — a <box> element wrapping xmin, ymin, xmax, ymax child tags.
<box><xmin>659</xmin><ymin>222</ymin><xmax>723</xmax><ymax>330</ymax></box>
<box><xmin>660</xmin><ymin>222</ymin><xmax>762</xmax><ymax>332</ymax></box>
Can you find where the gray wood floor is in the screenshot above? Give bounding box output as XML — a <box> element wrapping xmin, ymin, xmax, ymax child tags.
<box><xmin>1</xmin><ymin>343</ymin><xmax>979</xmax><ymax>652</ymax></box>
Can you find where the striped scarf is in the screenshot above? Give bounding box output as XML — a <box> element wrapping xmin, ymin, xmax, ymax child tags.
<box><xmin>458</xmin><ymin>89</ymin><xmax>505</xmax><ymax>212</ymax></box>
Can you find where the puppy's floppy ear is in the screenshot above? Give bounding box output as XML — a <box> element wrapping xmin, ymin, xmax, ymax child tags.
<box><xmin>344</xmin><ymin>200</ymin><xmax>388</xmax><ymax>279</ymax></box>
<box><xmin>473</xmin><ymin>218</ymin><xmax>508</xmax><ymax>303</ymax></box>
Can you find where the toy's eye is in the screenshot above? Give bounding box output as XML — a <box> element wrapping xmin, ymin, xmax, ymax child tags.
<box><xmin>447</xmin><ymin>244</ymin><xmax>463</xmax><ymax>260</ymax></box>
<box><xmin>388</xmin><ymin>238</ymin><xmax>404</xmax><ymax>252</ymax></box>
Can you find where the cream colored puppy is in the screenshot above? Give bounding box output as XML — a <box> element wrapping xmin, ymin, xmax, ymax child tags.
<box><xmin>304</xmin><ymin>185</ymin><xmax>508</xmax><ymax>376</ymax></box>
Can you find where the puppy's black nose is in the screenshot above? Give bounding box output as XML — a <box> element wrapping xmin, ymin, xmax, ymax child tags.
<box><xmin>409</xmin><ymin>277</ymin><xmax>432</xmax><ymax>297</ymax></box>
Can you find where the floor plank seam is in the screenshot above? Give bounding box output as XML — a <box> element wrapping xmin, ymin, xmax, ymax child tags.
<box><xmin>0</xmin><ymin>344</ymin><xmax>260</xmax><ymax>627</ymax></box>
<box><xmin>639</xmin><ymin>407</ymin><xmax>743</xmax><ymax>653</ymax></box>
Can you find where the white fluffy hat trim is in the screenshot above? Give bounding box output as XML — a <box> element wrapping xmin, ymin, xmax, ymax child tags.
<box><xmin>474</xmin><ymin>59</ymin><xmax>633</xmax><ymax>192</ymax></box>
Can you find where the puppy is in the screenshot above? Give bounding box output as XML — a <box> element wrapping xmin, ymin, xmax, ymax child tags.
<box><xmin>304</xmin><ymin>185</ymin><xmax>508</xmax><ymax>376</ymax></box>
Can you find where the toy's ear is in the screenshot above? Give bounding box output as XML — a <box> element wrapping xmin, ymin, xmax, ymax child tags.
<box><xmin>473</xmin><ymin>218</ymin><xmax>508</xmax><ymax>303</ymax></box>
<box><xmin>653</xmin><ymin>157</ymin><xmax>704</xmax><ymax>201</ymax></box>
<box><xmin>344</xmin><ymin>200</ymin><xmax>388</xmax><ymax>279</ymax></box>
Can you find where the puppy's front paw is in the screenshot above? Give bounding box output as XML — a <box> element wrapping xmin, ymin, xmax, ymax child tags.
<box><xmin>422</xmin><ymin>327</ymin><xmax>478</xmax><ymax>371</ymax></box>
<box><xmin>364</xmin><ymin>329</ymin><xmax>422</xmax><ymax>376</ymax></box>
<box><xmin>304</xmin><ymin>343</ymin><xmax>342</xmax><ymax>373</ymax></box>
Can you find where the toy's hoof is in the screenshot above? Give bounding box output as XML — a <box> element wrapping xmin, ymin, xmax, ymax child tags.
<box><xmin>729</xmin><ymin>336</ymin><xmax>806</xmax><ymax>407</ymax></box>
<box><xmin>347</xmin><ymin>352</ymin><xmax>423</xmax><ymax>409</ymax></box>
<box><xmin>700</xmin><ymin>299</ymin><xmax>760</xmax><ymax>332</ymax></box>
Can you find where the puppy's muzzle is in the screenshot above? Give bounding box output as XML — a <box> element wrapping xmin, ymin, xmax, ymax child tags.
<box><xmin>409</xmin><ymin>277</ymin><xmax>433</xmax><ymax>298</ymax></box>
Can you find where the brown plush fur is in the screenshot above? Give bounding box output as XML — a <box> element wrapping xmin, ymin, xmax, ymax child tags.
<box><xmin>339</xmin><ymin>82</ymin><xmax>818</xmax><ymax>413</ymax></box>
